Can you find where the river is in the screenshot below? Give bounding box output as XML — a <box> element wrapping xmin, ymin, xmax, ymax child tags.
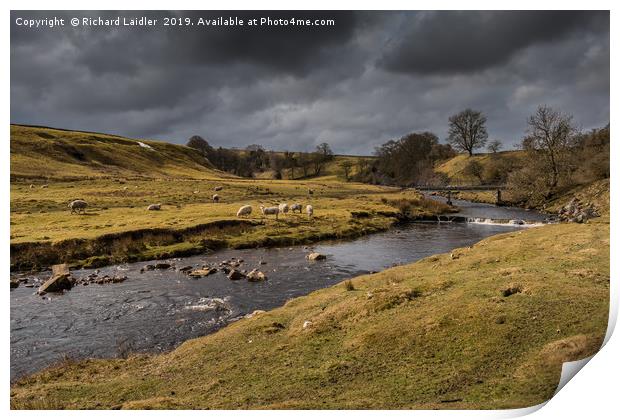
<box><xmin>10</xmin><ymin>199</ymin><xmax>546</xmax><ymax>380</ymax></box>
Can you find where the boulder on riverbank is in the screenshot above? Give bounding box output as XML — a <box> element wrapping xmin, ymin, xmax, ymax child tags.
<box><xmin>245</xmin><ymin>309</ymin><xmax>266</xmax><ymax>318</ymax></box>
<box><xmin>558</xmin><ymin>198</ymin><xmax>599</xmax><ymax>223</ymax></box>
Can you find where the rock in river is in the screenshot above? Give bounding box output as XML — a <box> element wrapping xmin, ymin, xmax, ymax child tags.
<box><xmin>154</xmin><ymin>262</ymin><xmax>172</xmax><ymax>270</ymax></box>
<box><xmin>247</xmin><ymin>269</ymin><xmax>267</xmax><ymax>282</ymax></box>
<box><xmin>188</xmin><ymin>267</ymin><xmax>217</xmax><ymax>278</ymax></box>
<box><xmin>306</xmin><ymin>252</ymin><xmax>326</xmax><ymax>261</ymax></box>
<box><xmin>38</xmin><ymin>264</ymin><xmax>73</xmax><ymax>294</ymax></box>
<box><xmin>227</xmin><ymin>269</ymin><xmax>245</xmax><ymax>280</ymax></box>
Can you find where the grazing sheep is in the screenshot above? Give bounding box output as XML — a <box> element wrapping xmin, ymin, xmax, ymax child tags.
<box><xmin>212</xmin><ymin>194</ymin><xmax>220</xmax><ymax>203</ymax></box>
<box><xmin>41</xmin><ymin>184</ymin><xmax>49</xmax><ymax>189</ymax></box>
<box><xmin>278</xmin><ymin>203</ymin><xmax>289</xmax><ymax>214</ymax></box>
<box><xmin>260</xmin><ymin>205</ymin><xmax>280</xmax><ymax>220</ymax></box>
<box><xmin>290</xmin><ymin>203</ymin><xmax>302</xmax><ymax>213</ymax></box>
<box><xmin>68</xmin><ymin>199</ymin><xmax>88</xmax><ymax>214</ymax></box>
<box><xmin>306</xmin><ymin>204</ymin><xmax>314</xmax><ymax>219</ymax></box>
<box><xmin>147</xmin><ymin>203</ymin><xmax>162</xmax><ymax>211</ymax></box>
<box><xmin>236</xmin><ymin>205</ymin><xmax>252</xmax><ymax>217</ymax></box>
<box><xmin>29</xmin><ymin>184</ymin><xmax>35</xmax><ymax>189</ymax></box>
<box><xmin>214</xmin><ymin>186</ymin><xmax>223</xmax><ymax>191</ymax></box>
<box><xmin>308</xmin><ymin>188</ymin><xmax>314</xmax><ymax>195</ymax></box>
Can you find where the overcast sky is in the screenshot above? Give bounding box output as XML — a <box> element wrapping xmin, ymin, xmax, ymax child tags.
<box><xmin>11</xmin><ymin>10</ymin><xmax>609</xmax><ymax>155</ymax></box>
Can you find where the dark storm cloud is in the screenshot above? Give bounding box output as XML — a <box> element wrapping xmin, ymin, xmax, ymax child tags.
<box><xmin>10</xmin><ymin>10</ymin><xmax>609</xmax><ymax>154</ymax></box>
<box><xmin>380</xmin><ymin>11</ymin><xmax>609</xmax><ymax>75</ymax></box>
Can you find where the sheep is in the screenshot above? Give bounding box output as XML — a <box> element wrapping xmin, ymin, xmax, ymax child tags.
<box><xmin>29</xmin><ymin>184</ymin><xmax>35</xmax><ymax>189</ymax></box>
<box><xmin>147</xmin><ymin>203</ymin><xmax>162</xmax><ymax>211</ymax></box>
<box><xmin>214</xmin><ymin>186</ymin><xmax>223</xmax><ymax>191</ymax></box>
<box><xmin>308</xmin><ymin>188</ymin><xmax>314</xmax><ymax>195</ymax></box>
<box><xmin>212</xmin><ymin>194</ymin><xmax>220</xmax><ymax>203</ymax></box>
<box><xmin>68</xmin><ymin>199</ymin><xmax>88</xmax><ymax>214</ymax></box>
<box><xmin>236</xmin><ymin>205</ymin><xmax>252</xmax><ymax>217</ymax></box>
<box><xmin>41</xmin><ymin>184</ymin><xmax>49</xmax><ymax>189</ymax></box>
<box><xmin>290</xmin><ymin>203</ymin><xmax>302</xmax><ymax>213</ymax></box>
<box><xmin>278</xmin><ymin>203</ymin><xmax>289</xmax><ymax>214</ymax></box>
<box><xmin>260</xmin><ymin>205</ymin><xmax>280</xmax><ymax>220</ymax></box>
<box><xmin>306</xmin><ymin>204</ymin><xmax>314</xmax><ymax>219</ymax></box>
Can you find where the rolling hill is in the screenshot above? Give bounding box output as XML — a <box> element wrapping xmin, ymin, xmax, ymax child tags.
<box><xmin>10</xmin><ymin>124</ymin><xmax>228</xmax><ymax>180</ymax></box>
<box><xmin>434</xmin><ymin>151</ymin><xmax>525</xmax><ymax>185</ymax></box>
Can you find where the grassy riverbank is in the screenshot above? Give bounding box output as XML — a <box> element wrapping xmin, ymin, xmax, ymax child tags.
<box><xmin>10</xmin><ymin>219</ymin><xmax>609</xmax><ymax>409</ymax></box>
<box><xmin>10</xmin><ymin>125</ymin><xmax>451</xmax><ymax>270</ymax></box>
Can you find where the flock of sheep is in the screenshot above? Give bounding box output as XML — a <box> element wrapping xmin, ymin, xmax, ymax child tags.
<box><xmin>237</xmin><ymin>203</ymin><xmax>313</xmax><ymax>219</ymax></box>
<box><xmin>68</xmin><ymin>184</ymin><xmax>315</xmax><ymax>220</ymax></box>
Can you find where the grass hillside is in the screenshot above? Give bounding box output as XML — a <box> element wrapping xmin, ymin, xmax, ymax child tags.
<box><xmin>543</xmin><ymin>178</ymin><xmax>610</xmax><ymax>216</ymax></box>
<box><xmin>10</xmin><ymin>125</ymin><xmax>228</xmax><ymax>180</ymax></box>
<box><xmin>11</xmin><ymin>220</ymin><xmax>609</xmax><ymax>409</ymax></box>
<box><xmin>435</xmin><ymin>151</ymin><xmax>525</xmax><ymax>185</ymax></box>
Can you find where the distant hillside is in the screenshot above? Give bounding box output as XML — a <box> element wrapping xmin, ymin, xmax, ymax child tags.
<box><xmin>10</xmin><ymin>125</ymin><xmax>228</xmax><ymax>180</ymax></box>
<box><xmin>434</xmin><ymin>151</ymin><xmax>525</xmax><ymax>185</ymax></box>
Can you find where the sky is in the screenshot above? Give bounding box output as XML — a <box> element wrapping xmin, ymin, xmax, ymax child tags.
<box><xmin>10</xmin><ymin>10</ymin><xmax>610</xmax><ymax>155</ymax></box>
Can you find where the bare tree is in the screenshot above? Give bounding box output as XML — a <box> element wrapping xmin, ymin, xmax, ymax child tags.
<box><xmin>524</xmin><ymin>105</ymin><xmax>577</xmax><ymax>189</ymax></box>
<box><xmin>447</xmin><ymin>109</ymin><xmax>488</xmax><ymax>156</ymax></box>
<box><xmin>487</xmin><ymin>140</ymin><xmax>502</xmax><ymax>154</ymax></box>
<box><xmin>283</xmin><ymin>151</ymin><xmax>296</xmax><ymax>179</ymax></box>
<box><xmin>297</xmin><ymin>153</ymin><xmax>312</xmax><ymax>178</ymax></box>
<box><xmin>311</xmin><ymin>152</ymin><xmax>326</xmax><ymax>176</ymax></box>
<box><xmin>339</xmin><ymin>160</ymin><xmax>353</xmax><ymax>181</ymax></box>
<box><xmin>316</xmin><ymin>142</ymin><xmax>333</xmax><ymax>158</ymax></box>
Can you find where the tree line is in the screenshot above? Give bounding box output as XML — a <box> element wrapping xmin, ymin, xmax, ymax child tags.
<box><xmin>186</xmin><ymin>136</ymin><xmax>335</xmax><ymax>179</ymax></box>
<box><xmin>186</xmin><ymin>105</ymin><xmax>609</xmax><ymax>207</ymax></box>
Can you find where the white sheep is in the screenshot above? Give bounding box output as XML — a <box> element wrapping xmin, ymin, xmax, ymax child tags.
<box><xmin>214</xmin><ymin>186</ymin><xmax>223</xmax><ymax>191</ymax></box>
<box><xmin>147</xmin><ymin>203</ymin><xmax>162</xmax><ymax>211</ymax></box>
<box><xmin>290</xmin><ymin>203</ymin><xmax>302</xmax><ymax>213</ymax></box>
<box><xmin>260</xmin><ymin>205</ymin><xmax>280</xmax><ymax>220</ymax></box>
<box><xmin>29</xmin><ymin>184</ymin><xmax>35</xmax><ymax>189</ymax></box>
<box><xmin>236</xmin><ymin>205</ymin><xmax>252</xmax><ymax>217</ymax></box>
<box><xmin>278</xmin><ymin>203</ymin><xmax>289</xmax><ymax>214</ymax></box>
<box><xmin>212</xmin><ymin>194</ymin><xmax>220</xmax><ymax>203</ymax></box>
<box><xmin>306</xmin><ymin>204</ymin><xmax>314</xmax><ymax>219</ymax></box>
<box><xmin>68</xmin><ymin>199</ymin><xmax>88</xmax><ymax>214</ymax></box>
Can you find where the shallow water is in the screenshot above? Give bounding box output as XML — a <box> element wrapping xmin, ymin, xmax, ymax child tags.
<box><xmin>10</xmin><ymin>200</ymin><xmax>544</xmax><ymax>380</ymax></box>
